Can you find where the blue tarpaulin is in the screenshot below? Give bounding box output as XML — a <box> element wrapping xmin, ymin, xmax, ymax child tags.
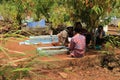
<box><xmin>27</xmin><ymin>19</ymin><xmax>46</xmax><ymax>28</ymax></box>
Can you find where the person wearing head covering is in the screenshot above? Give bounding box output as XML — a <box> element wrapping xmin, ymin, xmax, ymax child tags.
<box><xmin>69</xmin><ymin>22</ymin><xmax>86</xmax><ymax>58</ymax></box>
<box><xmin>57</xmin><ymin>26</ymin><xmax>73</xmax><ymax>46</ymax></box>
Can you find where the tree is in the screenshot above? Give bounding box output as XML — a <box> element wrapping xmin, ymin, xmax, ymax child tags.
<box><xmin>63</xmin><ymin>0</ymin><xmax>119</xmax><ymax>46</ymax></box>
<box><xmin>64</xmin><ymin>0</ymin><xmax>116</xmax><ymax>31</ymax></box>
<box><xmin>13</xmin><ymin>0</ymin><xmax>34</xmax><ymax>25</ymax></box>
<box><xmin>109</xmin><ymin>0</ymin><xmax>120</xmax><ymax>17</ymax></box>
<box><xmin>34</xmin><ymin>0</ymin><xmax>54</xmax><ymax>21</ymax></box>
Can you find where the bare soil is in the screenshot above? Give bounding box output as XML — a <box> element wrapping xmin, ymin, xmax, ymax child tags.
<box><xmin>0</xmin><ymin>37</ymin><xmax>120</xmax><ymax>80</ymax></box>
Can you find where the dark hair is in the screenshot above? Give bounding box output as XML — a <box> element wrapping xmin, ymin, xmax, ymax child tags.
<box><xmin>66</xmin><ymin>26</ymin><xmax>73</xmax><ymax>29</ymax></box>
<box><xmin>74</xmin><ymin>22</ymin><xmax>82</xmax><ymax>28</ymax></box>
<box><xmin>98</xmin><ymin>25</ymin><xmax>103</xmax><ymax>29</ymax></box>
<box><xmin>98</xmin><ymin>25</ymin><xmax>103</xmax><ymax>33</ymax></box>
<box><xmin>74</xmin><ymin>22</ymin><xmax>82</xmax><ymax>33</ymax></box>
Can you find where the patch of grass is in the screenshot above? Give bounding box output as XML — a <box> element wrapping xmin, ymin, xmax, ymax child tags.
<box><xmin>24</xmin><ymin>50</ymin><xmax>37</xmax><ymax>54</ymax></box>
<box><xmin>9</xmin><ymin>53</ymin><xmax>25</xmax><ymax>57</ymax></box>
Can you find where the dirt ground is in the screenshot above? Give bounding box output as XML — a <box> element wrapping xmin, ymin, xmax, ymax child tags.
<box><xmin>0</xmin><ymin>37</ymin><xmax>120</xmax><ymax>80</ymax></box>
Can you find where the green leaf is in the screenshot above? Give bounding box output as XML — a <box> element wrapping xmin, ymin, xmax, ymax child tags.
<box><xmin>12</xmin><ymin>68</ymin><xmax>32</xmax><ymax>72</ymax></box>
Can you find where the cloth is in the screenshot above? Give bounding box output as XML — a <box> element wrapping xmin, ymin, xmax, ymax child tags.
<box><xmin>95</xmin><ymin>30</ymin><xmax>105</xmax><ymax>38</ymax></box>
<box><xmin>57</xmin><ymin>30</ymin><xmax>68</xmax><ymax>45</ymax></box>
<box><xmin>69</xmin><ymin>33</ymin><xmax>86</xmax><ymax>57</ymax></box>
<box><xmin>80</xmin><ymin>28</ymin><xmax>91</xmax><ymax>46</ymax></box>
<box><xmin>95</xmin><ymin>30</ymin><xmax>105</xmax><ymax>45</ymax></box>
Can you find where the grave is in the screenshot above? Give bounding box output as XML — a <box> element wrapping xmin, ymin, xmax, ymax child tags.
<box><xmin>19</xmin><ymin>35</ymin><xmax>68</xmax><ymax>55</ymax></box>
<box><xmin>19</xmin><ymin>35</ymin><xmax>58</xmax><ymax>45</ymax></box>
<box><xmin>37</xmin><ymin>46</ymin><xmax>69</xmax><ymax>56</ymax></box>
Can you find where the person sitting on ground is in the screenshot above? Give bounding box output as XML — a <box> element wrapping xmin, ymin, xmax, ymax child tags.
<box><xmin>69</xmin><ymin>22</ymin><xmax>86</xmax><ymax>58</ymax></box>
<box><xmin>95</xmin><ymin>25</ymin><xmax>105</xmax><ymax>48</ymax></box>
<box><xmin>74</xmin><ymin>22</ymin><xmax>91</xmax><ymax>47</ymax></box>
<box><xmin>57</xmin><ymin>26</ymin><xmax>73</xmax><ymax>46</ymax></box>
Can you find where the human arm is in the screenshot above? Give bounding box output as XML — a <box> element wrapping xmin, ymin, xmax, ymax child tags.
<box><xmin>57</xmin><ymin>30</ymin><xmax>68</xmax><ymax>46</ymax></box>
<box><xmin>69</xmin><ymin>38</ymin><xmax>75</xmax><ymax>51</ymax></box>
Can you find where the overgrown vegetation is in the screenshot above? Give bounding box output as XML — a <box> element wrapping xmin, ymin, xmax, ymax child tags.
<box><xmin>0</xmin><ymin>0</ymin><xmax>120</xmax><ymax>79</ymax></box>
<box><xmin>102</xmin><ymin>35</ymin><xmax>120</xmax><ymax>54</ymax></box>
<box><xmin>0</xmin><ymin>0</ymin><xmax>120</xmax><ymax>32</ymax></box>
<box><xmin>100</xmin><ymin>53</ymin><xmax>120</xmax><ymax>70</ymax></box>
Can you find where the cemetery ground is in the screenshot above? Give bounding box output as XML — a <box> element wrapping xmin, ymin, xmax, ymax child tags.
<box><xmin>0</xmin><ymin>37</ymin><xmax>120</xmax><ymax>80</ymax></box>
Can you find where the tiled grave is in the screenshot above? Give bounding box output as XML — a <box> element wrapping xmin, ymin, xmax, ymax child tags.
<box><xmin>37</xmin><ymin>46</ymin><xmax>68</xmax><ymax>56</ymax></box>
<box><xmin>19</xmin><ymin>35</ymin><xmax>58</xmax><ymax>45</ymax></box>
